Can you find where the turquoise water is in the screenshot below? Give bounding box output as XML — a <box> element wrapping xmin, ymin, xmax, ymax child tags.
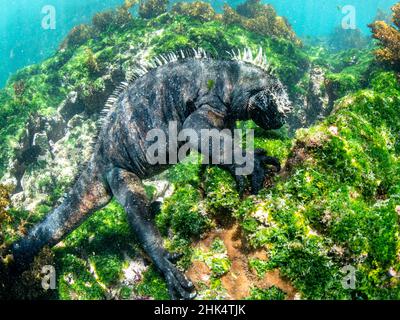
<box><xmin>221</xmin><ymin>0</ymin><xmax>398</xmax><ymax>36</ymax></box>
<box><xmin>0</xmin><ymin>0</ymin><xmax>123</xmax><ymax>87</ymax></box>
<box><xmin>0</xmin><ymin>0</ymin><xmax>398</xmax><ymax>87</ymax></box>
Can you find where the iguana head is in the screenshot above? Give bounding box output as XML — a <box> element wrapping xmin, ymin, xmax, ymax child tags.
<box><xmin>230</xmin><ymin>50</ymin><xmax>291</xmax><ymax>130</ymax></box>
<box><xmin>247</xmin><ymin>74</ymin><xmax>291</xmax><ymax>130</ymax></box>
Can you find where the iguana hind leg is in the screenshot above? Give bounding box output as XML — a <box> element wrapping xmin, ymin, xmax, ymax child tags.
<box><xmin>107</xmin><ymin>167</ymin><xmax>196</xmax><ymax>300</ymax></box>
<box><xmin>10</xmin><ymin>164</ymin><xmax>112</xmax><ymax>271</ymax></box>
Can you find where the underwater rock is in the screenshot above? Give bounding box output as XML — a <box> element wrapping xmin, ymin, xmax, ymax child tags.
<box><xmin>236</xmin><ymin>0</ymin><xmax>269</xmax><ymax>19</ymax></box>
<box><xmin>3</xmin><ymin>113</ymin><xmax>67</xmax><ymax>194</ymax></box>
<box><xmin>0</xmin><ymin>158</ymin><xmax>26</xmax><ymax>194</ymax></box>
<box><xmin>60</xmin><ymin>24</ymin><xmax>94</xmax><ymax>50</ymax></box>
<box><xmin>10</xmin><ymin>191</ymin><xmax>25</xmax><ymax>207</ymax></box>
<box><xmin>32</xmin><ymin>132</ymin><xmax>49</xmax><ymax>154</ymax></box>
<box><xmin>0</xmin><ymin>170</ymin><xmax>18</xmax><ymax>192</ymax></box>
<box><xmin>305</xmin><ymin>67</ymin><xmax>330</xmax><ymax>125</ymax></box>
<box><xmin>222</xmin><ymin>1</ymin><xmax>300</xmax><ymax>45</ymax></box>
<box><xmin>92</xmin><ymin>6</ymin><xmax>133</xmax><ymax>33</ymax></box>
<box><xmin>0</xmin><ymin>185</ymin><xmax>11</xmax><ymax>237</ymax></box>
<box><xmin>59</xmin><ymin>67</ymin><xmax>124</xmax><ymax>119</ymax></box>
<box><xmin>45</xmin><ymin>114</ymin><xmax>67</xmax><ymax>144</ymax></box>
<box><xmin>84</xmin><ymin>48</ymin><xmax>100</xmax><ymax>75</ymax></box>
<box><xmin>139</xmin><ymin>0</ymin><xmax>169</xmax><ymax>19</ymax></box>
<box><xmin>2</xmin><ymin>111</ymin><xmax>97</xmax><ymax>210</ymax></box>
<box><xmin>328</xmin><ymin>27</ymin><xmax>369</xmax><ymax>52</ymax></box>
<box><xmin>286</xmin><ymin>66</ymin><xmax>332</xmax><ymax>132</ymax></box>
<box><xmin>67</xmin><ymin>114</ymin><xmax>85</xmax><ymax>129</ymax></box>
<box><xmin>3</xmin><ymin>2</ymin><xmax>398</xmax><ymax>301</ymax></box>
<box><xmin>16</xmin><ymin>119</ymin><xmax>96</xmax><ymax>210</ymax></box>
<box><xmin>81</xmin><ymin>70</ymin><xmax>125</xmax><ymax>115</ymax></box>
<box><xmin>171</xmin><ymin>1</ymin><xmax>219</xmax><ymax>22</ymax></box>
<box><xmin>58</xmin><ymin>91</ymin><xmax>85</xmax><ymax>122</ymax></box>
<box><xmin>13</xmin><ymin>80</ymin><xmax>26</xmax><ymax>99</ymax></box>
<box><xmin>122</xmin><ymin>254</ymin><xmax>148</xmax><ymax>285</ymax></box>
<box><xmin>11</xmin><ymin>117</ymin><xmax>45</xmax><ymax>178</ymax></box>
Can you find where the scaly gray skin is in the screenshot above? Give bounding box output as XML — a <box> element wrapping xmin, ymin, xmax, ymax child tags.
<box><xmin>9</xmin><ymin>56</ymin><xmax>290</xmax><ymax>299</ymax></box>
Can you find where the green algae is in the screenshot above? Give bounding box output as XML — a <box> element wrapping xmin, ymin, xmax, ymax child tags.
<box><xmin>0</xmin><ymin>3</ymin><xmax>399</xmax><ymax>301</ymax></box>
<box><xmin>248</xmin><ymin>286</ymin><xmax>286</xmax><ymax>300</ymax></box>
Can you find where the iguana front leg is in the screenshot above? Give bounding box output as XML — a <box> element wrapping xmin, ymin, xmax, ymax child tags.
<box><xmin>249</xmin><ymin>148</ymin><xmax>281</xmax><ymax>194</ymax></box>
<box><xmin>106</xmin><ymin>168</ymin><xmax>195</xmax><ymax>300</ymax></box>
<box><xmin>182</xmin><ymin>104</ymin><xmax>280</xmax><ymax>194</ymax></box>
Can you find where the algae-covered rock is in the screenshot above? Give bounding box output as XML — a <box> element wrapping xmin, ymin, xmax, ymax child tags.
<box><xmin>0</xmin><ymin>1</ymin><xmax>399</xmax><ymax>301</ymax></box>
<box><xmin>139</xmin><ymin>0</ymin><xmax>169</xmax><ymax>19</ymax></box>
<box><xmin>60</xmin><ymin>25</ymin><xmax>94</xmax><ymax>50</ymax></box>
<box><xmin>222</xmin><ymin>1</ymin><xmax>300</xmax><ymax>45</ymax></box>
<box><xmin>171</xmin><ymin>1</ymin><xmax>219</xmax><ymax>22</ymax></box>
<box><xmin>328</xmin><ymin>26</ymin><xmax>370</xmax><ymax>52</ymax></box>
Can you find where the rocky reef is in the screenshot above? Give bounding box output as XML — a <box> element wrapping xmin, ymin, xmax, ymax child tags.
<box><xmin>370</xmin><ymin>3</ymin><xmax>400</xmax><ymax>71</ymax></box>
<box><xmin>0</xmin><ymin>1</ymin><xmax>399</xmax><ymax>300</ymax></box>
<box><xmin>171</xmin><ymin>1</ymin><xmax>219</xmax><ymax>22</ymax></box>
<box><xmin>222</xmin><ymin>0</ymin><xmax>300</xmax><ymax>45</ymax></box>
<box><xmin>139</xmin><ymin>0</ymin><xmax>169</xmax><ymax>19</ymax></box>
<box><xmin>328</xmin><ymin>27</ymin><xmax>370</xmax><ymax>52</ymax></box>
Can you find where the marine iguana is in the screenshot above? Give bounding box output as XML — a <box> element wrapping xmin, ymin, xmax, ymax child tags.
<box><xmin>8</xmin><ymin>48</ymin><xmax>291</xmax><ymax>299</ymax></box>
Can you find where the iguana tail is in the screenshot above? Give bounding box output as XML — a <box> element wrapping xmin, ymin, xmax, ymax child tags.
<box><xmin>10</xmin><ymin>162</ymin><xmax>112</xmax><ymax>270</ymax></box>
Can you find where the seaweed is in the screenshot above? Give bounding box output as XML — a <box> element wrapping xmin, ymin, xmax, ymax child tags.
<box><xmin>248</xmin><ymin>286</ymin><xmax>286</xmax><ymax>300</ymax></box>
<box><xmin>1</xmin><ymin>1</ymin><xmax>399</xmax><ymax>301</ymax></box>
<box><xmin>60</xmin><ymin>24</ymin><xmax>94</xmax><ymax>50</ymax></box>
<box><xmin>13</xmin><ymin>80</ymin><xmax>26</xmax><ymax>99</ymax></box>
<box><xmin>138</xmin><ymin>0</ymin><xmax>169</xmax><ymax>19</ymax></box>
<box><xmin>171</xmin><ymin>1</ymin><xmax>219</xmax><ymax>22</ymax></box>
<box><xmin>222</xmin><ymin>1</ymin><xmax>300</xmax><ymax>45</ymax></box>
<box><xmin>92</xmin><ymin>6</ymin><xmax>133</xmax><ymax>33</ymax></box>
<box><xmin>369</xmin><ymin>3</ymin><xmax>400</xmax><ymax>71</ymax></box>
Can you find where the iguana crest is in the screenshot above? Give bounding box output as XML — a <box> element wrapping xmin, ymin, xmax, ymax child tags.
<box><xmin>100</xmin><ymin>47</ymin><xmax>279</xmax><ymax>127</ymax></box>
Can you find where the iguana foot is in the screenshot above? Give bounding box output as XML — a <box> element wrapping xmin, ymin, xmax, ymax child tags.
<box><xmin>251</xmin><ymin>148</ymin><xmax>281</xmax><ymax>194</ymax></box>
<box><xmin>161</xmin><ymin>253</ymin><xmax>196</xmax><ymax>300</ymax></box>
<box><xmin>166</xmin><ymin>252</ymin><xmax>184</xmax><ymax>263</ymax></box>
<box><xmin>149</xmin><ymin>201</ymin><xmax>163</xmax><ymax>219</ymax></box>
<box><xmin>233</xmin><ymin>149</ymin><xmax>281</xmax><ymax>196</ymax></box>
